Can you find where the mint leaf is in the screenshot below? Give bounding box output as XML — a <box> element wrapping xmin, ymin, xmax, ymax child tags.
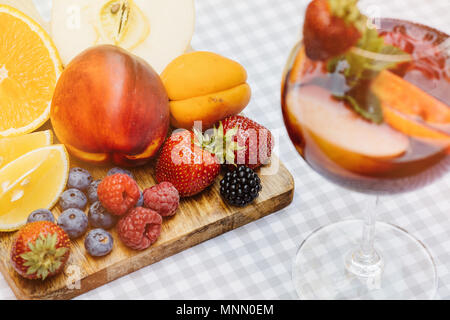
<box><xmin>336</xmin><ymin>94</ymin><xmax>383</xmax><ymax>124</ymax></box>
<box><xmin>334</xmin><ymin>81</ymin><xmax>383</xmax><ymax>124</ymax></box>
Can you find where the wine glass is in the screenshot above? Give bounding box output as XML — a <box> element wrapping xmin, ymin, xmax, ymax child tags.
<box><xmin>281</xmin><ymin>0</ymin><xmax>450</xmax><ymax>299</ymax></box>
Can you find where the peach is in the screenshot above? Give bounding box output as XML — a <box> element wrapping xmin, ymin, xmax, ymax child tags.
<box><xmin>161</xmin><ymin>51</ymin><xmax>251</xmax><ymax>130</ymax></box>
<box><xmin>50</xmin><ymin>45</ymin><xmax>170</xmax><ymax>166</ymax></box>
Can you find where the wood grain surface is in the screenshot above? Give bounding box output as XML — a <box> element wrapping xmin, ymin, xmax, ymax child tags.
<box><xmin>0</xmin><ymin>127</ymin><xmax>294</xmax><ymax>300</ymax></box>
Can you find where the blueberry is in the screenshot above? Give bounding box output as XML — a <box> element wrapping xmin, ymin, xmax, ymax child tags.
<box><xmin>59</xmin><ymin>189</ymin><xmax>87</xmax><ymax>210</ymax></box>
<box><xmin>88</xmin><ymin>201</ymin><xmax>117</xmax><ymax>229</ymax></box>
<box><xmin>87</xmin><ymin>179</ymin><xmax>102</xmax><ymax>203</ymax></box>
<box><xmin>107</xmin><ymin>167</ymin><xmax>134</xmax><ymax>180</ymax></box>
<box><xmin>58</xmin><ymin>208</ymin><xmax>88</xmax><ymax>239</ymax></box>
<box><xmin>84</xmin><ymin>229</ymin><xmax>114</xmax><ymax>257</ymax></box>
<box><xmin>27</xmin><ymin>209</ymin><xmax>55</xmax><ymax>223</ymax></box>
<box><xmin>136</xmin><ymin>191</ymin><xmax>144</xmax><ymax>207</ymax></box>
<box><xmin>67</xmin><ymin>167</ymin><xmax>93</xmax><ymax>191</ymax></box>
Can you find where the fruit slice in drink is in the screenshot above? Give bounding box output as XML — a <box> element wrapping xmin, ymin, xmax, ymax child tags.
<box><xmin>371</xmin><ymin>70</ymin><xmax>450</xmax><ymax>147</ymax></box>
<box><xmin>286</xmin><ymin>85</ymin><xmax>410</xmax><ymax>175</ymax></box>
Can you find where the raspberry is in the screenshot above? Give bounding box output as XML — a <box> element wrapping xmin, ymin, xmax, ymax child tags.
<box><xmin>143</xmin><ymin>182</ymin><xmax>179</xmax><ymax>217</ymax></box>
<box><xmin>97</xmin><ymin>173</ymin><xmax>140</xmax><ymax>216</ymax></box>
<box><xmin>117</xmin><ymin>207</ymin><xmax>162</xmax><ymax>250</ymax></box>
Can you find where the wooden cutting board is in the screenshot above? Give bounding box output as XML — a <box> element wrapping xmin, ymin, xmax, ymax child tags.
<box><xmin>0</xmin><ymin>137</ymin><xmax>294</xmax><ymax>300</ymax></box>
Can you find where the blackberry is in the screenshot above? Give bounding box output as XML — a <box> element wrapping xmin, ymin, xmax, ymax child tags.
<box><xmin>220</xmin><ymin>166</ymin><xmax>262</xmax><ymax>207</ymax></box>
<box><xmin>67</xmin><ymin>167</ymin><xmax>93</xmax><ymax>191</ymax></box>
<box><xmin>107</xmin><ymin>167</ymin><xmax>134</xmax><ymax>180</ymax></box>
<box><xmin>58</xmin><ymin>208</ymin><xmax>88</xmax><ymax>239</ymax></box>
<box><xmin>87</xmin><ymin>179</ymin><xmax>102</xmax><ymax>203</ymax></box>
<box><xmin>27</xmin><ymin>209</ymin><xmax>55</xmax><ymax>223</ymax></box>
<box><xmin>59</xmin><ymin>189</ymin><xmax>88</xmax><ymax>211</ymax></box>
<box><xmin>85</xmin><ymin>229</ymin><xmax>114</xmax><ymax>257</ymax></box>
<box><xmin>88</xmin><ymin>201</ymin><xmax>117</xmax><ymax>229</ymax></box>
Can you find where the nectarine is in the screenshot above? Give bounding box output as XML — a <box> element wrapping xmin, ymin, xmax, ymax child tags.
<box><xmin>51</xmin><ymin>45</ymin><xmax>170</xmax><ymax>166</ymax></box>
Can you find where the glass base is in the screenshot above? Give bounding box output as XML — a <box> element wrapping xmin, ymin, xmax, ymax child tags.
<box><xmin>292</xmin><ymin>220</ymin><xmax>437</xmax><ymax>300</ymax></box>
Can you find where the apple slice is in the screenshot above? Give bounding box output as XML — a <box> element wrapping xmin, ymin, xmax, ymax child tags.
<box><xmin>286</xmin><ymin>85</ymin><xmax>410</xmax><ymax>158</ymax></box>
<box><xmin>51</xmin><ymin>0</ymin><xmax>195</xmax><ymax>73</ymax></box>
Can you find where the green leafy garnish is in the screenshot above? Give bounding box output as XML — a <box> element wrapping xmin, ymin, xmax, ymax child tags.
<box><xmin>334</xmin><ymin>85</ymin><xmax>383</xmax><ymax>124</ymax></box>
<box><xmin>328</xmin><ymin>28</ymin><xmax>410</xmax><ymax>85</ymax></box>
<box><xmin>326</xmin><ymin>2</ymin><xmax>412</xmax><ymax>123</ymax></box>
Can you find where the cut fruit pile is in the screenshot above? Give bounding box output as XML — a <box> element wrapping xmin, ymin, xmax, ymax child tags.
<box><xmin>0</xmin><ymin>4</ymin><xmax>62</xmax><ymax>137</ymax></box>
<box><xmin>0</xmin><ymin>145</ymin><xmax>69</xmax><ymax>231</ymax></box>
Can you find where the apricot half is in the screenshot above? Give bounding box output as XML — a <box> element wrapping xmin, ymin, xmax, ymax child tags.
<box><xmin>161</xmin><ymin>51</ymin><xmax>251</xmax><ymax>130</ymax></box>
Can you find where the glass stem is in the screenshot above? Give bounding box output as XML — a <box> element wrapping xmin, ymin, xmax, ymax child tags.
<box><xmin>360</xmin><ymin>196</ymin><xmax>379</xmax><ymax>258</ymax></box>
<box><xmin>345</xmin><ymin>195</ymin><xmax>384</xmax><ymax>278</ymax></box>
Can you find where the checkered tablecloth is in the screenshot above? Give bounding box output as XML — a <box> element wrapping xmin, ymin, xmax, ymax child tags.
<box><xmin>1</xmin><ymin>0</ymin><xmax>450</xmax><ymax>300</ymax></box>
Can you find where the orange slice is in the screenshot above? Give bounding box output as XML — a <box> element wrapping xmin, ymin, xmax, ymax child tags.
<box><xmin>0</xmin><ymin>130</ymin><xmax>52</xmax><ymax>169</ymax></box>
<box><xmin>0</xmin><ymin>5</ymin><xmax>62</xmax><ymax>137</ymax></box>
<box><xmin>0</xmin><ymin>145</ymin><xmax>69</xmax><ymax>231</ymax></box>
<box><xmin>382</xmin><ymin>105</ymin><xmax>450</xmax><ymax>145</ymax></box>
<box><xmin>288</xmin><ymin>45</ymin><xmax>306</xmax><ymax>84</ymax></box>
<box><xmin>372</xmin><ymin>70</ymin><xmax>450</xmax><ymax>124</ymax></box>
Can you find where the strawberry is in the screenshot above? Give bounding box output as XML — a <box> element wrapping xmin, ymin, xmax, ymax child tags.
<box><xmin>10</xmin><ymin>221</ymin><xmax>70</xmax><ymax>280</ymax></box>
<box><xmin>303</xmin><ymin>0</ymin><xmax>364</xmax><ymax>61</ymax></box>
<box><xmin>212</xmin><ymin>115</ymin><xmax>274</xmax><ymax>170</ymax></box>
<box><xmin>155</xmin><ymin>130</ymin><xmax>221</xmax><ymax>197</ymax></box>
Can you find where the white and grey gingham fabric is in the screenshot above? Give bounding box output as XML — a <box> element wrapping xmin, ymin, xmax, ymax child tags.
<box><xmin>1</xmin><ymin>0</ymin><xmax>449</xmax><ymax>300</ymax></box>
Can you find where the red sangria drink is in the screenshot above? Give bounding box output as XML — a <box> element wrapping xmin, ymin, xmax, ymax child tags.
<box><xmin>282</xmin><ymin>0</ymin><xmax>449</xmax><ymax>299</ymax></box>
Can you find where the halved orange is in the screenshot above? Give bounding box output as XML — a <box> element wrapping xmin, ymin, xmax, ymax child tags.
<box><xmin>0</xmin><ymin>145</ymin><xmax>69</xmax><ymax>231</ymax></box>
<box><xmin>0</xmin><ymin>130</ymin><xmax>52</xmax><ymax>169</ymax></box>
<box><xmin>0</xmin><ymin>5</ymin><xmax>62</xmax><ymax>137</ymax></box>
